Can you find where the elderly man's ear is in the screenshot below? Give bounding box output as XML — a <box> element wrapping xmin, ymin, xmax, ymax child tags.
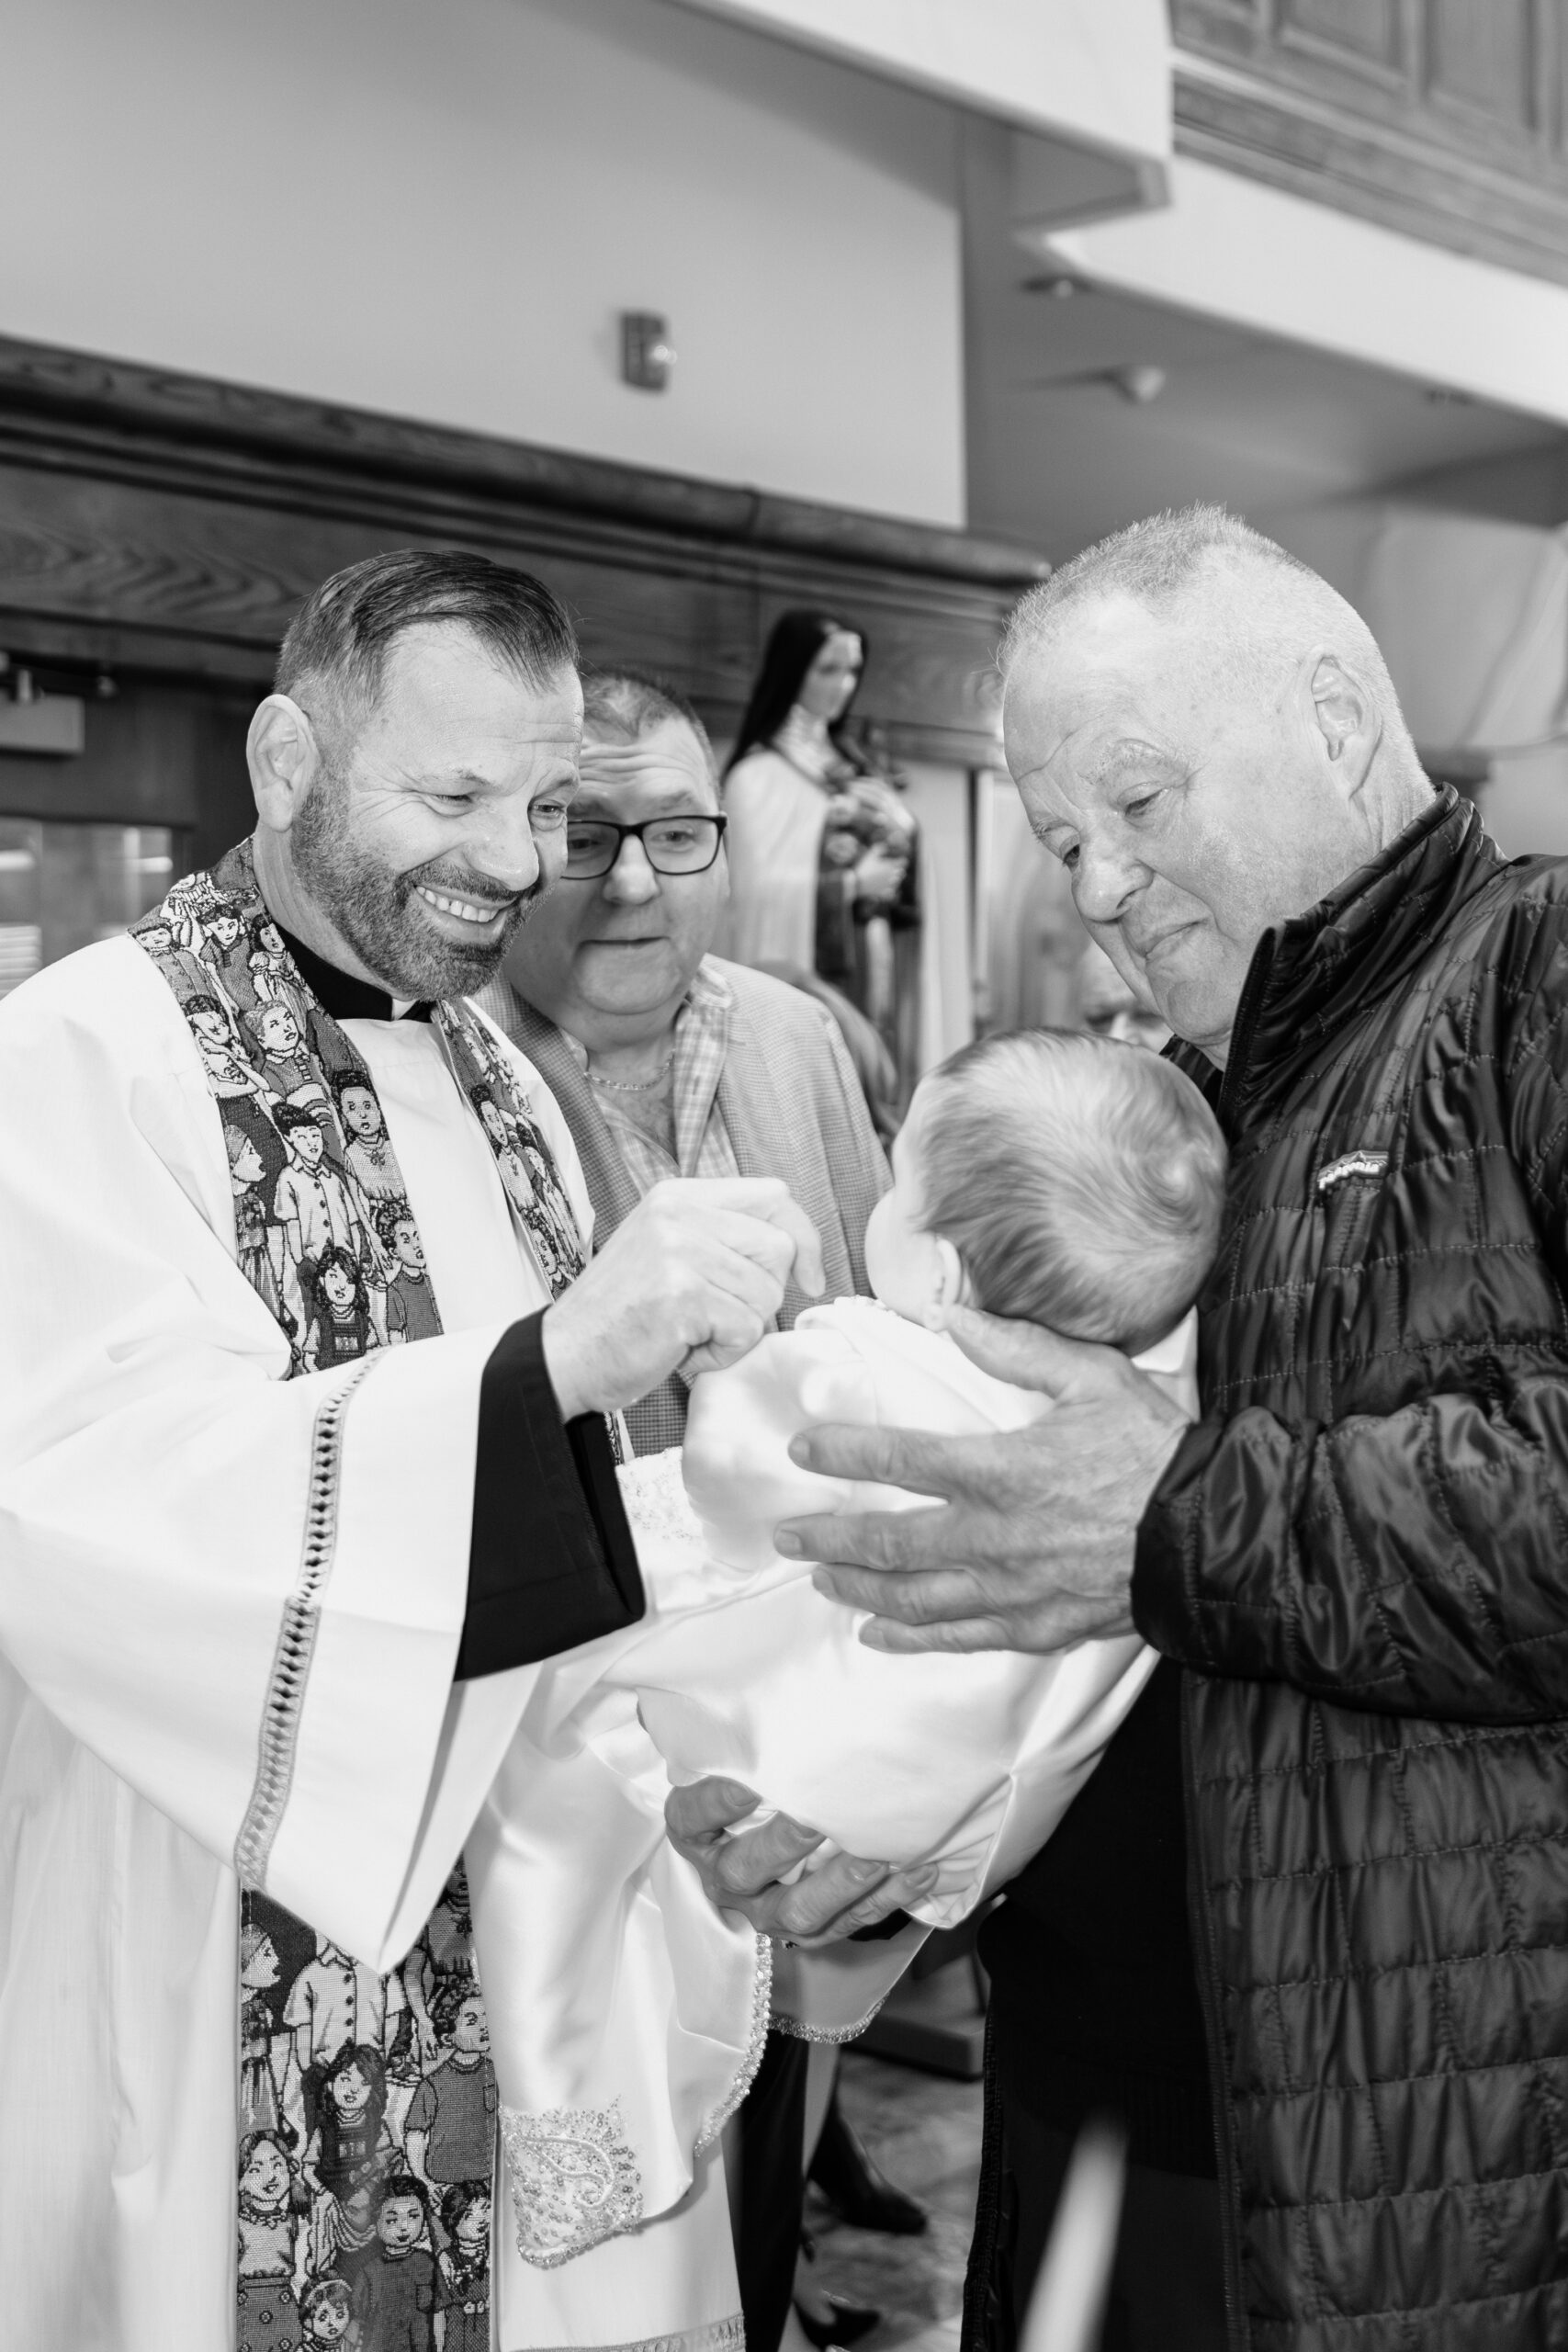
<box><xmin>1305</xmin><ymin>651</ymin><xmax>1382</xmax><ymax>794</ymax></box>
<box><xmin>247</xmin><ymin>695</ymin><xmax>322</xmax><ymax>835</ymax></box>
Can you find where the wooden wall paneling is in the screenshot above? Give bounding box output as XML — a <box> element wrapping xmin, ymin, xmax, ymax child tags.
<box><xmin>1170</xmin><ymin>0</ymin><xmax>1266</xmax><ymax>62</ymax></box>
<box><xmin>0</xmin><ymin>336</ymin><xmax>1035</xmax><ymax>594</ymax></box>
<box><xmin>0</xmin><ymin>338</ymin><xmax>1043</xmax><ymax>838</ymax></box>
<box><xmin>1425</xmin><ymin>0</ymin><xmax>1534</xmax><ymax>130</ymax></box>
<box><xmin>1277</xmin><ymin>0</ymin><xmax>1404</xmax><ymax>76</ymax></box>
<box><xmin>0</xmin><ymin>685</ymin><xmax>220</xmax><ymax>824</ymax></box>
<box><xmin>0</xmin><ymin>687</ymin><xmax>254</xmax><ymax>867</ymax></box>
<box><xmin>1173</xmin><ymin>0</ymin><xmax>1568</xmax><ymax>283</ymax></box>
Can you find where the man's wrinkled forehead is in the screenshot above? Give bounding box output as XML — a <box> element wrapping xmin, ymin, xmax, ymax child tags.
<box><xmin>358</xmin><ymin>629</ymin><xmax>584</xmax><ymax>756</ymax></box>
<box><xmin>1004</xmin><ymin>598</ymin><xmax>1194</xmax><ymax>797</ymax></box>
<box><xmin>1006</xmin><ymin>684</ymin><xmax>1186</xmax><ymax>813</ymax></box>
<box><xmin>575</xmin><ymin>718</ymin><xmax>718</xmax><ymax>810</ymax></box>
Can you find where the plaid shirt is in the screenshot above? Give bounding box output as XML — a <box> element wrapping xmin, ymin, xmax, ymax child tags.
<box><xmin>476</xmin><ymin>956</ymin><xmax>889</xmax><ymax>1456</ymax></box>
<box><xmin>565</xmin><ymin>961</ymin><xmax>741</xmax><ymax>1193</ymax></box>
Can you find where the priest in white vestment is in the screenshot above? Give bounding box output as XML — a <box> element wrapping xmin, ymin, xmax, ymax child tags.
<box><xmin>0</xmin><ymin>550</ymin><xmax>931</xmax><ymax>2352</ymax></box>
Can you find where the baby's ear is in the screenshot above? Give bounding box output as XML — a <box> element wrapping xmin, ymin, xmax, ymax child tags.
<box><xmin>924</xmin><ymin>1237</ymin><xmax>971</xmax><ymax>1326</ymax></box>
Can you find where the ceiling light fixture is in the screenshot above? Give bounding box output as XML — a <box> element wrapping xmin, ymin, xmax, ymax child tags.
<box><xmin>1112</xmin><ymin>365</ymin><xmax>1167</xmax><ymax>405</ymax></box>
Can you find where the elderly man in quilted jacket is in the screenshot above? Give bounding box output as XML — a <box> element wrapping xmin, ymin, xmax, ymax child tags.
<box><xmin>668</xmin><ymin>503</ymin><xmax>1568</xmax><ymax>2350</ymax></box>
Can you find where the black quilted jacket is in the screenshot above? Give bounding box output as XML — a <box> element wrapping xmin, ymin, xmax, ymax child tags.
<box><xmin>1136</xmin><ymin>787</ymin><xmax>1568</xmax><ymax>2350</ymax></box>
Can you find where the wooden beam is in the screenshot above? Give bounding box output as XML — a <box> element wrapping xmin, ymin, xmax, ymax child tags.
<box><xmin>0</xmin><ymin>335</ymin><xmax>1048</xmax><ymax>765</ymax></box>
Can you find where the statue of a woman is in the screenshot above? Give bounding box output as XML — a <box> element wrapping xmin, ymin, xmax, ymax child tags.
<box><xmin>723</xmin><ymin>611</ymin><xmax>921</xmax><ymax>1103</ymax></box>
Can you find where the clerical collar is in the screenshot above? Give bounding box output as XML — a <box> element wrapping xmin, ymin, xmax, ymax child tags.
<box><xmin>276</xmin><ymin>924</ymin><xmax>433</xmax><ymax>1023</ymax></box>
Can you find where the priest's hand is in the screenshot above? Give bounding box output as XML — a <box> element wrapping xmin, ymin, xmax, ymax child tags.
<box><xmin>541</xmin><ymin>1176</ymin><xmax>826</xmax><ymax>1419</ymax></box>
<box><xmin>665</xmin><ymin>1778</ymin><xmax>937</xmax><ymax>1945</ymax></box>
<box><xmin>774</xmin><ymin>1307</ymin><xmax>1189</xmax><ymax>1654</ymax></box>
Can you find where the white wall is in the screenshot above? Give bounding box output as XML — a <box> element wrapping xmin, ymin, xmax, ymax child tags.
<box><xmin>1045</xmin><ymin>157</ymin><xmax>1568</xmax><ymax>431</ymax></box>
<box><xmin>1267</xmin><ymin>498</ymin><xmax>1568</xmax><ymax>856</ymax></box>
<box><xmin>1482</xmin><ymin>746</ymin><xmax>1568</xmax><ymax>859</ymax></box>
<box><xmin>677</xmin><ymin>0</ymin><xmax>1170</xmax><ymax>173</ymax></box>
<box><xmin>0</xmin><ymin>0</ymin><xmax>965</xmax><ymax>525</ymax></box>
<box><xmin>903</xmin><ymin>763</ymin><xmax>974</xmax><ymax>1065</ymax></box>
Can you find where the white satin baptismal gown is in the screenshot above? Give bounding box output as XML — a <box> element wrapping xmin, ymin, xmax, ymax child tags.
<box><xmin>465</xmin><ymin>1295</ymin><xmax>1198</xmax><ymax>2346</ymax></box>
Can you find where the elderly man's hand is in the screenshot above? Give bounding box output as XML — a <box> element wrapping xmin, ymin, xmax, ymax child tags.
<box><xmin>775</xmin><ymin>1307</ymin><xmax>1190</xmax><ymax>1654</ymax></box>
<box><xmin>541</xmin><ymin>1176</ymin><xmax>825</xmax><ymax>1419</ymax></box>
<box><xmin>665</xmin><ymin>1779</ymin><xmax>938</xmax><ymax>1946</ymax></box>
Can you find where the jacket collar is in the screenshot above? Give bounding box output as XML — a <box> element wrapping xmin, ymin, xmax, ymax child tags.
<box><xmin>1201</xmin><ymin>786</ymin><xmax>1499</xmax><ymax>1129</ymax></box>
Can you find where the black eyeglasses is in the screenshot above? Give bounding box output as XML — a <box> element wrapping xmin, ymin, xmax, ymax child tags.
<box><xmin>561</xmin><ymin>814</ymin><xmax>728</xmax><ymax>879</ymax></box>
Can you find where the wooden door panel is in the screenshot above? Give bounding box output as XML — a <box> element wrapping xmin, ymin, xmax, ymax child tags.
<box><xmin>1425</xmin><ymin>0</ymin><xmax>1535</xmax><ymax>128</ymax></box>
<box><xmin>1175</xmin><ymin>0</ymin><xmax>1568</xmax><ymax>280</ymax></box>
<box><xmin>1278</xmin><ymin>0</ymin><xmax>1404</xmax><ymax>72</ymax></box>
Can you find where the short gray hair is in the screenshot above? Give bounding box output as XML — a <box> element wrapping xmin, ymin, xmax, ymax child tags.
<box><xmin>581</xmin><ymin>666</ymin><xmax>711</xmax><ymax>752</ymax></box>
<box><xmin>919</xmin><ymin>1027</ymin><xmax>1226</xmax><ymax>1348</ymax></box>
<box><xmin>276</xmin><ymin>548</ymin><xmax>578</xmax><ymax>736</ymax></box>
<box><xmin>581</xmin><ymin>666</ymin><xmax>718</xmax><ymax>796</ymax></box>
<box><xmin>999</xmin><ymin>503</ymin><xmax>1416</xmax><ymax>758</ymax></box>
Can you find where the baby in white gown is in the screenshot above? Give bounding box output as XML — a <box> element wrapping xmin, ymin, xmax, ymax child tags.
<box><xmin>466</xmin><ymin>1029</ymin><xmax>1226</xmax><ymax>2332</ymax></box>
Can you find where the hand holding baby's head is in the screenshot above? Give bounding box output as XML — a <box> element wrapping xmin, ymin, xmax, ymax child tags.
<box><xmin>864</xmin><ymin>1029</ymin><xmax>1226</xmax><ymax>1356</ymax></box>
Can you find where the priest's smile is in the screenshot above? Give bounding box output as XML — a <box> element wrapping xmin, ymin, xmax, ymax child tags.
<box><xmin>18</xmin><ymin>554</ymin><xmax>898</xmax><ymax>2346</ymax></box>
<box><xmin>414</xmin><ymin>883</ymin><xmax>518</xmax><ymax>935</ymax></box>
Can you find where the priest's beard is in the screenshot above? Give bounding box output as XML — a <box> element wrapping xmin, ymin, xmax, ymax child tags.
<box><xmin>289</xmin><ymin>758</ymin><xmax>545</xmax><ymax>1000</ymax></box>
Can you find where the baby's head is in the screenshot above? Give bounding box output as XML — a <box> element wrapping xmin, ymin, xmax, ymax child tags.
<box><xmin>864</xmin><ymin>1029</ymin><xmax>1225</xmax><ymax>1353</ymax></box>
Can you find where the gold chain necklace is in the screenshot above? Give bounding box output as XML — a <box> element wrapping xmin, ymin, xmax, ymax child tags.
<box><xmin>588</xmin><ymin>1047</ymin><xmax>676</xmax><ymax>1093</ymax></box>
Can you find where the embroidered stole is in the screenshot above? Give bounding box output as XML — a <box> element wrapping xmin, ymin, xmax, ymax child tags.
<box><xmin>132</xmin><ymin>841</ymin><xmax>588</xmax><ymax>2346</ymax></box>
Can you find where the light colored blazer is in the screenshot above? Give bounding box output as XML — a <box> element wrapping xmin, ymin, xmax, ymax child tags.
<box><xmin>476</xmin><ymin>956</ymin><xmax>892</xmax><ymax>1453</ymax></box>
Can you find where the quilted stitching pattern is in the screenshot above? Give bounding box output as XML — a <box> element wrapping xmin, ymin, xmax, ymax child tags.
<box><xmin>1137</xmin><ymin>798</ymin><xmax>1568</xmax><ymax>2347</ymax></box>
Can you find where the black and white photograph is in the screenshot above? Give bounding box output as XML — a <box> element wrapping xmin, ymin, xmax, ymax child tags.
<box><xmin>3</xmin><ymin>6</ymin><xmax>1568</xmax><ymax>2349</ymax></box>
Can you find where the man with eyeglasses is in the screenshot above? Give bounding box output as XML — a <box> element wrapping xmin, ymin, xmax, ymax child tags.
<box><xmin>478</xmin><ymin>666</ymin><xmax>897</xmax><ymax>2352</ymax></box>
<box><xmin>481</xmin><ymin>667</ymin><xmax>890</xmax><ymax>1458</ymax></box>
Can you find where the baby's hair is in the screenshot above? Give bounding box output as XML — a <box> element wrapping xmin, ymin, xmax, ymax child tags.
<box><xmin>918</xmin><ymin>1028</ymin><xmax>1225</xmax><ymax>1348</ymax></box>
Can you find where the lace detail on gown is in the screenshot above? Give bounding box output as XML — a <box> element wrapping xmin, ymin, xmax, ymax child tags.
<box><xmin>616</xmin><ymin>1446</ymin><xmax>705</xmax><ymax>1551</ymax></box>
<box><xmin>500</xmin><ymin>2097</ymin><xmax>644</xmax><ymax>2266</ymax></box>
<box><xmin>615</xmin><ymin>1447</ymin><xmax>723</xmax><ymax>1611</ymax></box>
<box><xmin>695</xmin><ymin>1933</ymin><xmax>773</xmax><ymax>2150</ymax></box>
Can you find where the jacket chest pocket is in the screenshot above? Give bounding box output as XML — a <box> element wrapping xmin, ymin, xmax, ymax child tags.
<box><xmin>1292</xmin><ymin>1145</ymin><xmax>1394</xmax><ymax>1424</ymax></box>
<box><xmin>1315</xmin><ymin>1148</ymin><xmax>1389</xmax><ymax>1272</ymax></box>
